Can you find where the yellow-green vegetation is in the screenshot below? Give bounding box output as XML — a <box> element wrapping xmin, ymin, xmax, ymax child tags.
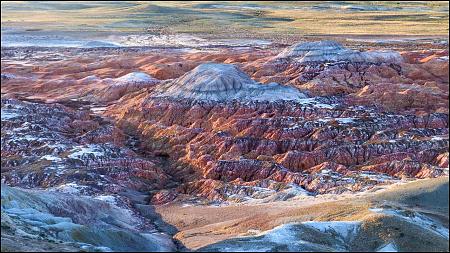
<box><xmin>1</xmin><ymin>1</ymin><xmax>448</xmax><ymax>37</ymax></box>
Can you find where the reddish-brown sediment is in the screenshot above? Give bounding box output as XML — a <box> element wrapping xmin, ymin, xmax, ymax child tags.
<box><xmin>1</xmin><ymin>41</ymin><xmax>448</xmax><ymax>204</ymax></box>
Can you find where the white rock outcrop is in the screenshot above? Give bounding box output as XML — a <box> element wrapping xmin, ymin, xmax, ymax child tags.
<box><xmin>154</xmin><ymin>63</ymin><xmax>308</xmax><ymax>102</ymax></box>
<box><xmin>93</xmin><ymin>72</ymin><xmax>160</xmax><ymax>102</ymax></box>
<box><xmin>276</xmin><ymin>40</ymin><xmax>402</xmax><ymax>64</ymax></box>
<box><xmin>108</xmin><ymin>72</ymin><xmax>160</xmax><ymax>87</ymax></box>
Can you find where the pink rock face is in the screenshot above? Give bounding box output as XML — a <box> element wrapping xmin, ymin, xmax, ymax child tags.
<box><xmin>242</xmin><ymin>44</ymin><xmax>449</xmax><ymax>114</ymax></box>
<box><xmin>435</xmin><ymin>152</ymin><xmax>449</xmax><ymax>168</ymax></box>
<box><xmin>1</xmin><ymin>41</ymin><xmax>449</xmax><ymax>203</ymax></box>
<box><xmin>107</xmin><ymin>94</ymin><xmax>448</xmax><ymax>199</ymax></box>
<box><xmin>151</xmin><ymin>189</ymin><xmax>178</xmax><ymax>205</ymax></box>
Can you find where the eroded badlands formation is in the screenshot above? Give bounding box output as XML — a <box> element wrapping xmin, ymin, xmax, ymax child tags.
<box><xmin>153</xmin><ymin>63</ymin><xmax>308</xmax><ymax>102</ymax></box>
<box><xmin>1</xmin><ymin>40</ymin><xmax>449</xmax><ymax>251</ymax></box>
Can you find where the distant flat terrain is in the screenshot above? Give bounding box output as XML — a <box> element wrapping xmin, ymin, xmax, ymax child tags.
<box><xmin>1</xmin><ymin>1</ymin><xmax>449</xmax><ymax>41</ymax></box>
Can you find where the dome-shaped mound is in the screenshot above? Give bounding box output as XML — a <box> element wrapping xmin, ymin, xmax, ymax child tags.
<box><xmin>169</xmin><ymin>63</ymin><xmax>255</xmax><ymax>92</ymax></box>
<box><xmin>154</xmin><ymin>63</ymin><xmax>308</xmax><ymax>102</ymax></box>
<box><xmin>91</xmin><ymin>72</ymin><xmax>160</xmax><ymax>102</ymax></box>
<box><xmin>276</xmin><ymin>40</ymin><xmax>402</xmax><ymax>64</ymax></box>
<box><xmin>111</xmin><ymin>72</ymin><xmax>159</xmax><ymax>87</ymax></box>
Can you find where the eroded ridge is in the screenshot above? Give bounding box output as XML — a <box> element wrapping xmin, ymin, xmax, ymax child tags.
<box><xmin>1</xmin><ymin>38</ymin><xmax>448</xmax><ymax>252</ymax></box>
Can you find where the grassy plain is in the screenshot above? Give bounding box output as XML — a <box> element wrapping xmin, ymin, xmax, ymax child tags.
<box><xmin>1</xmin><ymin>1</ymin><xmax>448</xmax><ymax>39</ymax></box>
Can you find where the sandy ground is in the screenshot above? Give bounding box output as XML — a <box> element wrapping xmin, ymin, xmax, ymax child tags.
<box><xmin>155</xmin><ymin>177</ymin><xmax>449</xmax><ymax>250</ymax></box>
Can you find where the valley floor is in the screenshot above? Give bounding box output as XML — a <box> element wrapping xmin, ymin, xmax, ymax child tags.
<box><xmin>155</xmin><ymin>177</ymin><xmax>449</xmax><ymax>251</ymax></box>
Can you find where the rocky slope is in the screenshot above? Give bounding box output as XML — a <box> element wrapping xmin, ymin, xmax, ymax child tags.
<box><xmin>198</xmin><ymin>215</ymin><xmax>448</xmax><ymax>252</ymax></box>
<box><xmin>108</xmin><ymin>98</ymin><xmax>448</xmax><ymax>203</ymax></box>
<box><xmin>2</xmin><ymin>41</ymin><xmax>449</xmax><ymax>204</ymax></box>
<box><xmin>246</xmin><ymin>41</ymin><xmax>448</xmax><ymax>114</ymax></box>
<box><xmin>1</xmin><ymin>98</ymin><xmax>173</xmax><ymax>194</ymax></box>
<box><xmin>1</xmin><ymin>39</ymin><xmax>448</xmax><ymax>251</ymax></box>
<box><xmin>1</xmin><ymin>185</ymin><xmax>176</xmax><ymax>252</ymax></box>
